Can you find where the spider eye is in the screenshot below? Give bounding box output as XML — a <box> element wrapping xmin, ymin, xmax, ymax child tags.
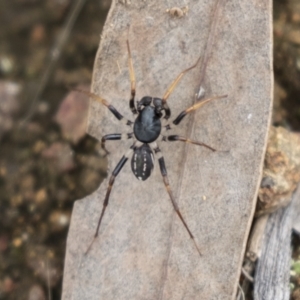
<box><xmin>137</xmin><ymin>96</ymin><xmax>152</xmax><ymax>111</ymax></box>
<box><xmin>140</xmin><ymin>96</ymin><xmax>152</xmax><ymax>106</ymax></box>
<box><xmin>153</xmin><ymin>98</ymin><xmax>163</xmax><ymax>107</ymax></box>
<box><xmin>153</xmin><ymin>97</ymin><xmax>163</xmax><ymax>115</ymax></box>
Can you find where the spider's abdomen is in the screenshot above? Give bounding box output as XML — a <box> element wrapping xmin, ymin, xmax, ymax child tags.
<box><xmin>131</xmin><ymin>144</ymin><xmax>154</xmax><ymax>181</ymax></box>
<box><xmin>133</xmin><ymin>106</ymin><xmax>161</xmax><ymax>143</ymax></box>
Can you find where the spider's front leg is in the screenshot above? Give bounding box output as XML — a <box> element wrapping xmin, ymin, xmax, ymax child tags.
<box><xmin>161</xmin><ymin>56</ymin><xmax>201</xmax><ymax>120</ymax></box>
<box><xmin>73</xmin><ymin>88</ymin><xmax>133</xmax><ymax>126</ymax></box>
<box><xmin>126</xmin><ymin>40</ymin><xmax>137</xmax><ymax>115</ymax></box>
<box><xmin>161</xmin><ymin>95</ymin><xmax>228</xmax><ymax>151</ymax></box>
<box><xmin>172</xmin><ymin>94</ymin><xmax>227</xmax><ymax>126</ymax></box>
<box><xmin>149</xmin><ymin>142</ymin><xmax>202</xmax><ymax>257</ymax></box>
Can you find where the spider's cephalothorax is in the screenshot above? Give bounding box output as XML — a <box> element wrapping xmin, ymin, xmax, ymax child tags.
<box><xmin>79</xmin><ymin>40</ymin><xmax>227</xmax><ymax>257</ymax></box>
<box><xmin>134</xmin><ymin>96</ymin><xmax>163</xmax><ymax>143</ymax></box>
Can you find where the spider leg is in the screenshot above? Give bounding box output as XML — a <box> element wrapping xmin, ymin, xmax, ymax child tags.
<box><xmin>172</xmin><ymin>94</ymin><xmax>227</xmax><ymax>125</ymax></box>
<box><xmin>126</xmin><ymin>40</ymin><xmax>137</xmax><ymax>114</ymax></box>
<box><xmin>161</xmin><ymin>56</ymin><xmax>201</xmax><ymax>120</ymax></box>
<box><xmin>73</xmin><ymin>88</ymin><xmax>133</xmax><ymax>126</ymax></box>
<box><xmin>164</xmin><ymin>135</ymin><xmax>216</xmax><ymax>152</ymax></box>
<box><xmin>150</xmin><ymin>142</ymin><xmax>202</xmax><ymax>257</ymax></box>
<box><xmin>85</xmin><ymin>144</ymin><xmax>136</xmax><ymax>255</ymax></box>
<box><xmin>101</xmin><ymin>133</ymin><xmax>134</xmax><ymax>154</ymax></box>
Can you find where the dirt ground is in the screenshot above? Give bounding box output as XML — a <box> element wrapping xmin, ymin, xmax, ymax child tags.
<box><xmin>0</xmin><ymin>0</ymin><xmax>299</xmax><ymax>299</ymax></box>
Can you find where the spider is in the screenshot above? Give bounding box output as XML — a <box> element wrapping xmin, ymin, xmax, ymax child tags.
<box><xmin>76</xmin><ymin>40</ymin><xmax>227</xmax><ymax>256</ymax></box>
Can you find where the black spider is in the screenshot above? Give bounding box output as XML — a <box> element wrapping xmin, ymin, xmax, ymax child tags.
<box><xmin>76</xmin><ymin>40</ymin><xmax>226</xmax><ymax>256</ymax></box>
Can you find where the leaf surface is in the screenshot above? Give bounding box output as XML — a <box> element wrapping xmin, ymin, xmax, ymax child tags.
<box><xmin>63</xmin><ymin>1</ymin><xmax>273</xmax><ymax>299</ymax></box>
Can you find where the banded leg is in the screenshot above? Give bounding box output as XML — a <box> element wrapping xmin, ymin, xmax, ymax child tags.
<box><xmin>101</xmin><ymin>133</ymin><xmax>134</xmax><ymax>154</ymax></box>
<box><xmin>73</xmin><ymin>88</ymin><xmax>133</xmax><ymax>126</ymax></box>
<box><xmin>85</xmin><ymin>145</ymin><xmax>134</xmax><ymax>254</ymax></box>
<box><xmin>126</xmin><ymin>40</ymin><xmax>137</xmax><ymax>114</ymax></box>
<box><xmin>173</xmin><ymin>94</ymin><xmax>227</xmax><ymax>125</ymax></box>
<box><xmin>162</xmin><ymin>56</ymin><xmax>201</xmax><ymax>120</ymax></box>
<box><xmin>165</xmin><ymin>135</ymin><xmax>216</xmax><ymax>152</ymax></box>
<box><xmin>150</xmin><ymin>142</ymin><xmax>202</xmax><ymax>257</ymax></box>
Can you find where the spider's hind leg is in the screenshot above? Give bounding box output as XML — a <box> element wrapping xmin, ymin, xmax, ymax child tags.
<box><xmin>165</xmin><ymin>135</ymin><xmax>216</xmax><ymax>152</ymax></box>
<box><xmin>149</xmin><ymin>142</ymin><xmax>202</xmax><ymax>257</ymax></box>
<box><xmin>85</xmin><ymin>143</ymin><xmax>136</xmax><ymax>255</ymax></box>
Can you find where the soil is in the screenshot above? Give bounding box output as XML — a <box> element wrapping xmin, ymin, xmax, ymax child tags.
<box><xmin>0</xmin><ymin>1</ymin><xmax>109</xmax><ymax>299</ymax></box>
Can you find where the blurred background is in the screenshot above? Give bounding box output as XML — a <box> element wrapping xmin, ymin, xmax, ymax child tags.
<box><xmin>0</xmin><ymin>1</ymin><xmax>110</xmax><ymax>299</ymax></box>
<box><xmin>0</xmin><ymin>0</ymin><xmax>299</xmax><ymax>299</ymax></box>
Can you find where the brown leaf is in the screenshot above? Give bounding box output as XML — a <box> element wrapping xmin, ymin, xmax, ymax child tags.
<box><xmin>257</xmin><ymin>126</ymin><xmax>300</xmax><ymax>215</ymax></box>
<box><xmin>63</xmin><ymin>0</ymin><xmax>273</xmax><ymax>299</ymax></box>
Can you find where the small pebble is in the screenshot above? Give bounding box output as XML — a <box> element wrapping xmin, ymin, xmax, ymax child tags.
<box><xmin>28</xmin><ymin>284</ymin><xmax>46</xmax><ymax>300</ymax></box>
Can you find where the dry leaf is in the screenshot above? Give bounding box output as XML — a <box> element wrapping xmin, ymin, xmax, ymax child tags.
<box><xmin>63</xmin><ymin>0</ymin><xmax>273</xmax><ymax>299</ymax></box>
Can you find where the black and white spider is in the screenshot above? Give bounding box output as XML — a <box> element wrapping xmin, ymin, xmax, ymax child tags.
<box><xmin>76</xmin><ymin>41</ymin><xmax>226</xmax><ymax>256</ymax></box>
